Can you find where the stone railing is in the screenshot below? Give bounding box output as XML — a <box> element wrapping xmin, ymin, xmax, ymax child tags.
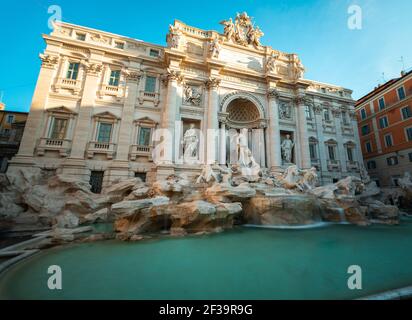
<box><xmin>87</xmin><ymin>141</ymin><xmax>116</xmax><ymax>159</ymax></box>
<box><xmin>138</xmin><ymin>91</ymin><xmax>160</xmax><ymax>106</ymax></box>
<box><xmin>129</xmin><ymin>144</ymin><xmax>153</xmax><ymax>161</ymax></box>
<box><xmin>346</xmin><ymin>160</ymin><xmax>359</xmax><ymax>171</ymax></box>
<box><xmin>322</xmin><ymin>119</ymin><xmax>336</xmax><ymax>133</ymax></box>
<box><xmin>327</xmin><ymin>159</ymin><xmax>341</xmax><ymax>171</ymax></box>
<box><xmin>54</xmin><ymin>78</ymin><xmax>82</xmax><ymax>94</ymax></box>
<box><xmin>99</xmin><ymin>85</ymin><xmax>124</xmax><ymax>99</ymax></box>
<box><xmin>341</xmin><ymin>124</ymin><xmax>353</xmax><ymax>135</ymax></box>
<box><xmin>36</xmin><ymin>138</ymin><xmax>72</xmax><ymax>157</ymax></box>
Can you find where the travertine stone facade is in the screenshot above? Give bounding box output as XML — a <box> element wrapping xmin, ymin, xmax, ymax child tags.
<box><xmin>10</xmin><ymin>14</ymin><xmax>361</xmax><ymax>188</ymax></box>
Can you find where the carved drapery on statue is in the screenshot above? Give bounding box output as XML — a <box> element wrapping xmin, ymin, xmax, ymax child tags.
<box><xmin>220</xmin><ymin>12</ymin><xmax>264</xmax><ymax>48</ymax></box>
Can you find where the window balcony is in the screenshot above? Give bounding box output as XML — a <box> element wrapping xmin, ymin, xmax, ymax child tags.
<box><xmin>327</xmin><ymin>159</ymin><xmax>341</xmax><ymax>171</ymax></box>
<box><xmin>341</xmin><ymin>124</ymin><xmax>353</xmax><ymax>135</ymax></box>
<box><xmin>54</xmin><ymin>78</ymin><xmax>82</xmax><ymax>94</ymax></box>
<box><xmin>138</xmin><ymin>91</ymin><xmax>160</xmax><ymax>106</ymax></box>
<box><xmin>129</xmin><ymin>144</ymin><xmax>153</xmax><ymax>161</ymax></box>
<box><xmin>99</xmin><ymin>85</ymin><xmax>124</xmax><ymax>99</ymax></box>
<box><xmin>346</xmin><ymin>160</ymin><xmax>359</xmax><ymax>171</ymax></box>
<box><xmin>86</xmin><ymin>141</ymin><xmax>116</xmax><ymax>159</ymax></box>
<box><xmin>37</xmin><ymin>138</ymin><xmax>72</xmax><ymax>157</ymax></box>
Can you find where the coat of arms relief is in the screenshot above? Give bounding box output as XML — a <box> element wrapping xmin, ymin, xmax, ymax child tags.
<box><xmin>220</xmin><ymin>12</ymin><xmax>264</xmax><ymax>48</ymax></box>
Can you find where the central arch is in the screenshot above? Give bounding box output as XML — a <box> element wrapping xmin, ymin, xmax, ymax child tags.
<box><xmin>219</xmin><ymin>92</ymin><xmax>267</xmax><ymax>168</ymax></box>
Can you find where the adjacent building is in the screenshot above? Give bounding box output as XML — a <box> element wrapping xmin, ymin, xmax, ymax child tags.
<box><xmin>10</xmin><ymin>14</ymin><xmax>361</xmax><ymax>192</ymax></box>
<box><xmin>0</xmin><ymin>103</ymin><xmax>28</xmax><ymax>172</ymax></box>
<box><xmin>355</xmin><ymin>70</ymin><xmax>412</xmax><ymax>187</ymax></box>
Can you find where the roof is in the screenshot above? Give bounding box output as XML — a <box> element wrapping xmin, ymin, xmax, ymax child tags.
<box><xmin>356</xmin><ymin>69</ymin><xmax>412</xmax><ymax>107</ymax></box>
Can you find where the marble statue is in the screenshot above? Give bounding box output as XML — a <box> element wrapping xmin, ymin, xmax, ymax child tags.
<box><xmin>184</xmin><ymin>86</ymin><xmax>201</xmax><ymax>106</ymax></box>
<box><xmin>281</xmin><ymin>134</ymin><xmax>294</xmax><ymax>164</ymax></box>
<box><xmin>292</xmin><ymin>55</ymin><xmax>305</xmax><ymax>80</ymax></box>
<box><xmin>220</xmin><ymin>12</ymin><xmax>264</xmax><ymax>48</ymax></box>
<box><xmin>237</xmin><ymin>128</ymin><xmax>250</xmax><ymax>167</ymax></box>
<box><xmin>266</xmin><ymin>51</ymin><xmax>278</xmax><ymax>73</ymax></box>
<box><xmin>209</xmin><ymin>37</ymin><xmax>221</xmax><ymax>59</ymax></box>
<box><xmin>182</xmin><ymin>124</ymin><xmax>199</xmax><ymax>162</ymax></box>
<box><xmin>196</xmin><ymin>164</ymin><xmax>220</xmax><ymax>184</ymax></box>
<box><xmin>168</xmin><ymin>25</ymin><xmax>181</xmax><ymax>49</ymax></box>
<box><xmin>220</xmin><ymin>18</ymin><xmax>235</xmax><ymax>42</ymax></box>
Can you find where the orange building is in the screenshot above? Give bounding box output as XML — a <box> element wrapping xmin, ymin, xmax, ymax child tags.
<box><xmin>355</xmin><ymin>70</ymin><xmax>412</xmax><ymax>187</ymax></box>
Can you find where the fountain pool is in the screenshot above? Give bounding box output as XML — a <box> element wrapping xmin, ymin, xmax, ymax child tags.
<box><xmin>1</xmin><ymin>218</ymin><xmax>412</xmax><ymax>300</ymax></box>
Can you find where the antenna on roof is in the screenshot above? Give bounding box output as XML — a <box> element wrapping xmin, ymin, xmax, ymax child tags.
<box><xmin>381</xmin><ymin>72</ymin><xmax>386</xmax><ymax>83</ymax></box>
<box><xmin>399</xmin><ymin>56</ymin><xmax>406</xmax><ymax>73</ymax></box>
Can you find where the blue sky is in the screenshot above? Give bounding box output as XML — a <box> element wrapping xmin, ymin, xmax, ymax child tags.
<box><xmin>0</xmin><ymin>0</ymin><xmax>411</xmax><ymax>112</ymax></box>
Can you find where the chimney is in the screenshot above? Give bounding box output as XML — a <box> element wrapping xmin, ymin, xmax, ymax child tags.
<box><xmin>401</xmin><ymin>70</ymin><xmax>406</xmax><ymax>77</ymax></box>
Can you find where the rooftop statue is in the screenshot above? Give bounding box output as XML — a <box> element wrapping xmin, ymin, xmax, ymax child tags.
<box><xmin>220</xmin><ymin>12</ymin><xmax>264</xmax><ymax>48</ymax></box>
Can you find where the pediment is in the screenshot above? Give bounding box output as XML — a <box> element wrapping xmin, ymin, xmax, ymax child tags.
<box><xmin>46</xmin><ymin>106</ymin><xmax>77</xmax><ymax>115</ymax></box>
<box><xmin>93</xmin><ymin>111</ymin><xmax>119</xmax><ymax>120</ymax></box>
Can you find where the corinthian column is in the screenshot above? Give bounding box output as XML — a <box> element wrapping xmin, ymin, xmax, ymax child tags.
<box><xmin>295</xmin><ymin>95</ymin><xmax>311</xmax><ymax>169</ymax></box>
<box><xmin>205</xmin><ymin>77</ymin><xmax>221</xmax><ymax>164</ymax></box>
<box><xmin>160</xmin><ymin>70</ymin><xmax>182</xmax><ymax>164</ymax></box>
<box><xmin>267</xmin><ymin>89</ymin><xmax>282</xmax><ymax>171</ymax></box>
<box><xmin>115</xmin><ymin>70</ymin><xmax>141</xmax><ymax>161</ymax></box>
<box><xmin>69</xmin><ymin>61</ymin><xmax>103</xmax><ymax>159</ymax></box>
<box><xmin>16</xmin><ymin>54</ymin><xmax>59</xmax><ymax>158</ymax></box>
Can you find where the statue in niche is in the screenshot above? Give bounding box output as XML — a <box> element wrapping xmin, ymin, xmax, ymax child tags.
<box><xmin>184</xmin><ymin>85</ymin><xmax>201</xmax><ymax>106</ymax></box>
<box><xmin>235</xmin><ymin>128</ymin><xmax>261</xmax><ymax>177</ymax></box>
<box><xmin>209</xmin><ymin>37</ymin><xmax>221</xmax><ymax>59</ymax></box>
<box><xmin>237</xmin><ymin>128</ymin><xmax>250</xmax><ymax>167</ymax></box>
<box><xmin>279</xmin><ymin>103</ymin><xmax>292</xmax><ymax>120</ymax></box>
<box><xmin>220</xmin><ymin>18</ymin><xmax>235</xmax><ymax>42</ymax></box>
<box><xmin>266</xmin><ymin>51</ymin><xmax>279</xmax><ymax>73</ymax></box>
<box><xmin>182</xmin><ymin>124</ymin><xmax>199</xmax><ymax>163</ymax></box>
<box><xmin>281</xmin><ymin>134</ymin><xmax>295</xmax><ymax>164</ymax></box>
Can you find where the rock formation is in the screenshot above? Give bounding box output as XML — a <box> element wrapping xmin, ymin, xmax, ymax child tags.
<box><xmin>0</xmin><ymin>165</ymin><xmax>404</xmax><ymax>243</ymax></box>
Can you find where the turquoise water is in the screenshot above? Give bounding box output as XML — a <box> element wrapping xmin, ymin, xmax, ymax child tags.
<box><xmin>1</xmin><ymin>219</ymin><xmax>412</xmax><ymax>300</ymax></box>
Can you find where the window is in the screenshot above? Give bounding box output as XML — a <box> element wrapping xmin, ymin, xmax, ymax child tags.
<box><xmin>365</xmin><ymin>141</ymin><xmax>372</xmax><ymax>153</ymax></box>
<box><xmin>145</xmin><ymin>76</ymin><xmax>156</xmax><ymax>93</ymax></box>
<box><xmin>149</xmin><ymin>49</ymin><xmax>159</xmax><ymax>57</ymax></box>
<box><xmin>406</xmin><ymin>127</ymin><xmax>412</xmax><ymax>141</ymax></box>
<box><xmin>398</xmin><ymin>86</ymin><xmax>406</xmax><ymax>100</ymax></box>
<box><xmin>90</xmin><ymin>171</ymin><xmax>104</xmax><ymax>194</ymax></box>
<box><xmin>409</xmin><ymin>152</ymin><xmax>412</xmax><ymax>162</ymax></box>
<box><xmin>378</xmin><ymin>97</ymin><xmax>385</xmax><ymax>110</ymax></box>
<box><xmin>114</xmin><ymin>41</ymin><xmax>124</xmax><ymax>49</ymax></box>
<box><xmin>97</xmin><ymin>123</ymin><xmax>112</xmax><ymax>143</ymax></box>
<box><xmin>305</xmin><ymin>106</ymin><xmax>312</xmax><ymax>120</ymax></box>
<box><xmin>360</xmin><ymin>108</ymin><xmax>367</xmax><ymax>120</ymax></box>
<box><xmin>138</xmin><ymin>127</ymin><xmax>152</xmax><ymax>146</ymax></box>
<box><xmin>342</xmin><ymin>111</ymin><xmax>349</xmax><ymax>125</ymax></box>
<box><xmin>367</xmin><ymin>160</ymin><xmax>376</xmax><ymax>170</ymax></box>
<box><xmin>328</xmin><ymin>145</ymin><xmax>335</xmax><ymax>160</ymax></box>
<box><xmin>392</xmin><ymin>176</ymin><xmax>401</xmax><ymax>187</ymax></box>
<box><xmin>66</xmin><ymin>62</ymin><xmax>79</xmax><ymax>80</ymax></box>
<box><xmin>109</xmin><ymin>70</ymin><xmax>121</xmax><ymax>86</ymax></box>
<box><xmin>323</xmin><ymin>109</ymin><xmax>330</xmax><ymax>122</ymax></box>
<box><xmin>76</xmin><ymin>33</ymin><xmax>86</xmax><ymax>41</ymax></box>
<box><xmin>401</xmin><ymin>106</ymin><xmax>412</xmax><ymax>120</ymax></box>
<box><xmin>379</xmin><ymin>116</ymin><xmax>388</xmax><ymax>129</ymax></box>
<box><xmin>309</xmin><ymin>144</ymin><xmax>317</xmax><ymax>160</ymax></box>
<box><xmin>49</xmin><ymin>118</ymin><xmax>68</xmax><ymax>140</ymax></box>
<box><xmin>6</xmin><ymin>115</ymin><xmax>14</xmax><ymax>124</ymax></box>
<box><xmin>386</xmin><ymin>156</ymin><xmax>398</xmax><ymax>166</ymax></box>
<box><xmin>346</xmin><ymin>147</ymin><xmax>354</xmax><ymax>162</ymax></box>
<box><xmin>374</xmin><ymin>180</ymin><xmax>381</xmax><ymax>187</ymax></box>
<box><xmin>361</xmin><ymin>124</ymin><xmax>370</xmax><ymax>136</ymax></box>
<box><xmin>384</xmin><ymin>134</ymin><xmax>393</xmax><ymax>147</ymax></box>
